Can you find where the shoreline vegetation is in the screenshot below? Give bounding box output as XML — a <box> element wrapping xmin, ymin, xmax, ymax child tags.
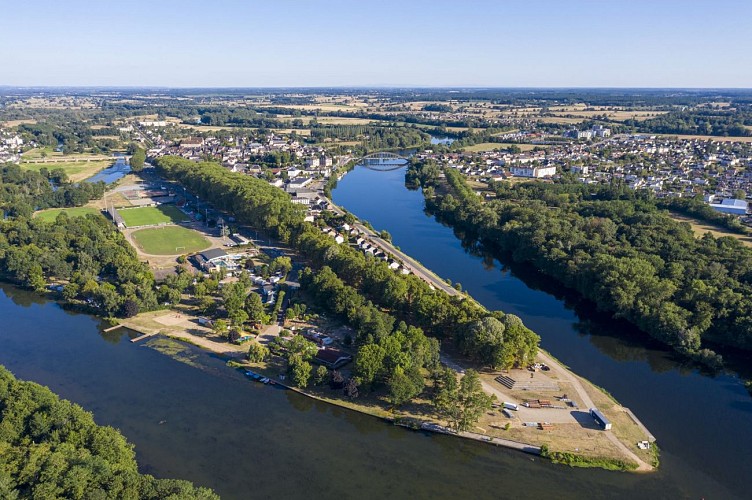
<box><xmin>119</xmin><ymin>319</ymin><xmax>654</xmax><ymax>473</ymax></box>
<box><xmin>0</xmin><ymin>365</ymin><xmax>218</xmax><ymax>499</ymax></box>
<box><xmin>406</xmin><ymin>159</ymin><xmax>752</xmax><ymax>367</ymax></box>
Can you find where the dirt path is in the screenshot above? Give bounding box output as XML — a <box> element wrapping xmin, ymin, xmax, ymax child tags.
<box><xmin>536</xmin><ymin>351</ymin><xmax>653</xmax><ymax>472</ymax></box>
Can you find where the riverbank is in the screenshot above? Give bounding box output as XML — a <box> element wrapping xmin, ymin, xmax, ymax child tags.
<box><xmin>118</xmin><ymin>307</ymin><xmax>654</xmax><ymax>471</ymax></box>
<box><xmin>113</xmin><ymin>216</ymin><xmax>655</xmax><ymax>474</ymax></box>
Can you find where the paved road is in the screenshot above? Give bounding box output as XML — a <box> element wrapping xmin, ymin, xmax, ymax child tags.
<box><xmin>324</xmin><ymin>196</ymin><xmax>461</xmax><ymax>297</ymax></box>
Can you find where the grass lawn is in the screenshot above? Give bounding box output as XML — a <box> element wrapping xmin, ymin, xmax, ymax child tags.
<box><xmin>131</xmin><ymin>226</ymin><xmax>210</xmax><ymax>255</ymax></box>
<box><xmin>34</xmin><ymin>207</ymin><xmax>102</xmax><ymax>222</ymax></box>
<box><xmin>118</xmin><ymin>205</ymin><xmax>188</xmax><ymax>227</ymax></box>
<box><xmin>20</xmin><ymin>160</ymin><xmax>114</xmax><ymax>182</ymax></box>
<box><xmin>670</xmin><ymin>212</ymin><xmax>752</xmax><ymax>248</ymax></box>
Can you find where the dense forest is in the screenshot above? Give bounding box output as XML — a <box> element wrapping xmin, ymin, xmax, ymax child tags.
<box><xmin>309</xmin><ymin>125</ymin><xmax>431</xmax><ymax>152</ymax></box>
<box><xmin>409</xmin><ymin>159</ymin><xmax>752</xmax><ymax>363</ymax></box>
<box><xmin>154</xmin><ymin>156</ymin><xmax>305</xmax><ymax>242</ymax></box>
<box><xmin>0</xmin><ymin>365</ymin><xmax>217</xmax><ymax>499</ymax></box>
<box><xmin>153</xmin><ymin>157</ymin><xmax>540</xmax><ymax>391</ymax></box>
<box><xmin>0</xmin><ymin>213</ymin><xmax>158</xmax><ymax>316</ymax></box>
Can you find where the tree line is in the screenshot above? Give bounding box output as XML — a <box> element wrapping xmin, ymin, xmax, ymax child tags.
<box><xmin>410</xmin><ymin>160</ymin><xmax>752</xmax><ymax>365</ymax></box>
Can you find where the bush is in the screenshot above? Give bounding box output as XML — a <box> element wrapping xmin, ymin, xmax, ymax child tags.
<box><xmin>247</xmin><ymin>341</ymin><xmax>269</xmax><ymax>362</ymax></box>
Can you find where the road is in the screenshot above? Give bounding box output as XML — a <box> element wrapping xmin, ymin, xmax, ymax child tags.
<box><xmin>323</xmin><ymin>196</ymin><xmax>461</xmax><ymax>297</ymax></box>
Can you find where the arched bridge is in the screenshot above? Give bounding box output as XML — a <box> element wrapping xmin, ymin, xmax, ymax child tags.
<box><xmin>356</xmin><ymin>152</ymin><xmax>409</xmax><ymax>171</ymax></box>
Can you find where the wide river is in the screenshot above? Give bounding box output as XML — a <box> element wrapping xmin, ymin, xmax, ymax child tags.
<box><xmin>0</xmin><ymin>166</ymin><xmax>748</xmax><ymax>499</ymax></box>
<box><xmin>333</xmin><ymin>165</ymin><xmax>752</xmax><ymax>499</ymax></box>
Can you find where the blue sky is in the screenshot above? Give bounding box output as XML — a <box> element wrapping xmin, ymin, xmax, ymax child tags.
<box><xmin>1</xmin><ymin>0</ymin><xmax>750</xmax><ymax>87</ymax></box>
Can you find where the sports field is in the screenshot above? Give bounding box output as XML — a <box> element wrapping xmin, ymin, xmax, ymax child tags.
<box><xmin>131</xmin><ymin>226</ymin><xmax>210</xmax><ymax>255</ymax></box>
<box><xmin>34</xmin><ymin>207</ymin><xmax>102</xmax><ymax>222</ymax></box>
<box><xmin>118</xmin><ymin>205</ymin><xmax>187</xmax><ymax>227</ymax></box>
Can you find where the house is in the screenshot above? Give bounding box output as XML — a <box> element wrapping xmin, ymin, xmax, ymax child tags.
<box><xmin>590</xmin><ymin>408</ymin><xmax>612</xmax><ymax>430</ymax></box>
<box><xmin>181</xmin><ymin>137</ymin><xmax>204</xmax><ymax>148</ymax></box>
<box><xmin>194</xmin><ymin>248</ymin><xmax>248</xmax><ymax>272</ymax></box>
<box><xmin>194</xmin><ymin>248</ymin><xmax>229</xmax><ymax>271</ymax></box>
<box><xmin>291</xmin><ymin>197</ymin><xmax>311</xmax><ymax>205</ymax></box>
<box><xmin>314</xmin><ymin>348</ymin><xmax>353</xmax><ymax>369</ymax></box>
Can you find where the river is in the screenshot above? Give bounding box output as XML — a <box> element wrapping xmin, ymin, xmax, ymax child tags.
<box><xmin>332</xmin><ymin>165</ymin><xmax>752</xmax><ymax>499</ymax></box>
<box><xmin>0</xmin><ymin>284</ymin><xmax>691</xmax><ymax>499</ymax></box>
<box><xmin>85</xmin><ymin>153</ymin><xmax>131</xmax><ymax>184</ymax></box>
<box><xmin>0</xmin><ymin>166</ymin><xmax>748</xmax><ymax>499</ymax></box>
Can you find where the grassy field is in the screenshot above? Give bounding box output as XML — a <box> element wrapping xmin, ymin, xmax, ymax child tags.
<box><xmin>34</xmin><ymin>206</ymin><xmax>102</xmax><ymax>222</ymax></box>
<box><xmin>131</xmin><ymin>226</ymin><xmax>210</xmax><ymax>255</ymax></box>
<box><xmin>463</xmin><ymin>142</ymin><xmax>506</xmax><ymax>152</ymax></box>
<box><xmin>20</xmin><ymin>160</ymin><xmax>114</xmax><ymax>182</ymax></box>
<box><xmin>118</xmin><ymin>205</ymin><xmax>188</xmax><ymax>227</ymax></box>
<box><xmin>670</xmin><ymin>213</ymin><xmax>752</xmax><ymax>247</ymax></box>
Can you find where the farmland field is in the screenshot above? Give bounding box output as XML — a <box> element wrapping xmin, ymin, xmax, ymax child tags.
<box><xmin>131</xmin><ymin>226</ymin><xmax>210</xmax><ymax>255</ymax></box>
<box><xmin>118</xmin><ymin>205</ymin><xmax>188</xmax><ymax>227</ymax></box>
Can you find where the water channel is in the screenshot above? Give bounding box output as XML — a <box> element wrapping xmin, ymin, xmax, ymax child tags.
<box><xmin>0</xmin><ymin>161</ymin><xmax>748</xmax><ymax>499</ymax></box>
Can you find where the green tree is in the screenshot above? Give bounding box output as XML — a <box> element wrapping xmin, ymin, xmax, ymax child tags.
<box><xmin>244</xmin><ymin>292</ymin><xmax>269</xmax><ymax>324</ymax></box>
<box><xmin>353</xmin><ymin>343</ymin><xmax>385</xmax><ymax>387</ymax></box>
<box><xmin>289</xmin><ymin>354</ymin><xmax>312</xmax><ymax>388</ymax></box>
<box><xmin>387</xmin><ymin>365</ymin><xmax>422</xmax><ymax>407</ymax></box>
<box><xmin>212</xmin><ymin>319</ymin><xmax>228</xmax><ymax>336</ymax></box>
<box><xmin>434</xmin><ymin>368</ymin><xmax>493</xmax><ymax>432</ymax></box>
<box><xmin>314</xmin><ymin>365</ymin><xmax>329</xmax><ymax>385</ymax></box>
<box><xmin>270</xmin><ymin>256</ymin><xmax>293</xmax><ymax>276</ymax></box>
<box><xmin>460</xmin><ymin>316</ymin><xmax>506</xmax><ymax>368</ymax></box>
<box><xmin>247</xmin><ymin>341</ymin><xmax>269</xmax><ymax>362</ymax></box>
<box><xmin>129</xmin><ymin>148</ymin><xmax>146</xmax><ymax>171</ymax></box>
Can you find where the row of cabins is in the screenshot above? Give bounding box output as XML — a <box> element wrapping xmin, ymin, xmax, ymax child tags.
<box><xmin>319</xmin><ymin>225</ymin><xmax>412</xmax><ymax>275</ymax></box>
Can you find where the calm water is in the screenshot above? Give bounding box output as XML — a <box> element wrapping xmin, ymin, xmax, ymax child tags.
<box><xmin>85</xmin><ymin>154</ymin><xmax>131</xmax><ymax>184</ymax></box>
<box><xmin>0</xmin><ymin>166</ymin><xmax>748</xmax><ymax>500</ymax></box>
<box><xmin>0</xmin><ymin>286</ymin><xmax>716</xmax><ymax>500</ymax></box>
<box><xmin>430</xmin><ymin>136</ymin><xmax>455</xmax><ymax>145</ymax></box>
<box><xmin>333</xmin><ymin>166</ymin><xmax>752</xmax><ymax>499</ymax></box>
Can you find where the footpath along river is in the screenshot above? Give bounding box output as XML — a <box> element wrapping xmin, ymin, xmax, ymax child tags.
<box><xmin>333</xmin><ymin>164</ymin><xmax>752</xmax><ymax>499</ymax></box>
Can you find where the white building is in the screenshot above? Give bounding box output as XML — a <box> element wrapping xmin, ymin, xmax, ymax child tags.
<box><xmin>710</xmin><ymin>198</ymin><xmax>748</xmax><ymax>215</ymax></box>
<box><xmin>510</xmin><ymin>165</ymin><xmax>557</xmax><ymax>178</ymax></box>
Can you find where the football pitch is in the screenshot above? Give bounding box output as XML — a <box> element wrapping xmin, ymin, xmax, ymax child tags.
<box><xmin>131</xmin><ymin>226</ymin><xmax>210</xmax><ymax>255</ymax></box>
<box><xmin>117</xmin><ymin>205</ymin><xmax>188</xmax><ymax>227</ymax></box>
